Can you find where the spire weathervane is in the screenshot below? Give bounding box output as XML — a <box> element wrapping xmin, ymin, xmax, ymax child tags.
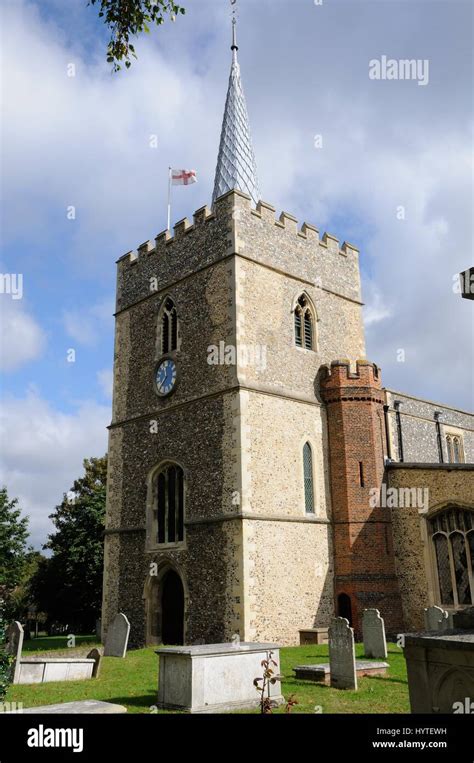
<box><xmin>212</xmin><ymin>1</ymin><xmax>260</xmax><ymax>206</ymax></box>
<box><xmin>231</xmin><ymin>0</ymin><xmax>238</xmax><ymax>59</ymax></box>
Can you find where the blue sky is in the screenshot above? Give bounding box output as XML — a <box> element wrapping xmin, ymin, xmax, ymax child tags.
<box><xmin>1</xmin><ymin>0</ymin><xmax>473</xmax><ymax>547</ymax></box>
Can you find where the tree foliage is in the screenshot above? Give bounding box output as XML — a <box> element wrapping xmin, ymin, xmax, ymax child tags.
<box><xmin>30</xmin><ymin>457</ymin><xmax>108</xmax><ymax>633</ymax></box>
<box><xmin>0</xmin><ymin>601</ymin><xmax>12</xmax><ymax>702</ymax></box>
<box><xmin>6</xmin><ymin>551</ymin><xmax>43</xmax><ymax>624</ymax></box>
<box><xmin>88</xmin><ymin>0</ymin><xmax>186</xmax><ymax>71</ymax></box>
<box><xmin>0</xmin><ymin>488</ymin><xmax>30</xmax><ymax>595</ymax></box>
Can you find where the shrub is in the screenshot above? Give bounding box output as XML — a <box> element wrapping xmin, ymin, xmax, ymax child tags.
<box><xmin>0</xmin><ymin>601</ymin><xmax>13</xmax><ymax>701</ymax></box>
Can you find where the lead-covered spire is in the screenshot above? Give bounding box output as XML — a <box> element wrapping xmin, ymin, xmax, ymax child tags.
<box><xmin>212</xmin><ymin>11</ymin><xmax>260</xmax><ymax>206</ymax></box>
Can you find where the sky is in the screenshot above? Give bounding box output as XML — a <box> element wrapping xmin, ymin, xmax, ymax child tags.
<box><xmin>1</xmin><ymin>0</ymin><xmax>473</xmax><ymax>548</ymax></box>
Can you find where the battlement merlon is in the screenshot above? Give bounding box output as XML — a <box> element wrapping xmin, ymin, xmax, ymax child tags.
<box><xmin>115</xmin><ymin>190</ymin><xmax>362</xmax><ymax>313</ymax></box>
<box><xmin>115</xmin><ymin>190</ymin><xmax>360</xmax><ymax>265</ymax></box>
<box><xmin>321</xmin><ymin>359</ymin><xmax>383</xmax><ymax>397</ymax></box>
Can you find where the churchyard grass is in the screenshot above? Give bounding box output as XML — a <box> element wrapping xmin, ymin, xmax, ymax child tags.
<box><xmin>6</xmin><ymin>640</ymin><xmax>158</xmax><ymax>713</ymax></box>
<box><xmin>22</xmin><ymin>635</ymin><xmax>99</xmax><ymax>654</ymax></box>
<box><xmin>277</xmin><ymin>643</ymin><xmax>409</xmax><ymax>714</ymax></box>
<box><xmin>6</xmin><ymin>639</ymin><xmax>409</xmax><ymax>714</ymax></box>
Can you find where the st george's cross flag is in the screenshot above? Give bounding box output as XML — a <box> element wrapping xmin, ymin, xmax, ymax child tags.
<box><xmin>171</xmin><ymin>169</ymin><xmax>198</xmax><ymax>186</ymax></box>
<box><xmin>167</xmin><ymin>168</ymin><xmax>198</xmax><ymax>230</ymax></box>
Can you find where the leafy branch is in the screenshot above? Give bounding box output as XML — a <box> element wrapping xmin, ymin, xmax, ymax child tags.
<box><xmin>253</xmin><ymin>650</ymin><xmax>281</xmax><ymax>714</ymax></box>
<box><xmin>88</xmin><ymin>0</ymin><xmax>186</xmax><ymax>71</ymax></box>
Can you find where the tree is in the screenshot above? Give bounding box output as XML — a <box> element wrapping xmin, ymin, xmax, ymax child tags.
<box><xmin>6</xmin><ymin>551</ymin><xmax>44</xmax><ymax>625</ymax></box>
<box><xmin>88</xmin><ymin>0</ymin><xmax>186</xmax><ymax>71</ymax></box>
<box><xmin>0</xmin><ymin>601</ymin><xmax>12</xmax><ymax>702</ymax></box>
<box><xmin>30</xmin><ymin>457</ymin><xmax>108</xmax><ymax>633</ymax></box>
<box><xmin>0</xmin><ymin>488</ymin><xmax>30</xmax><ymax>595</ymax></box>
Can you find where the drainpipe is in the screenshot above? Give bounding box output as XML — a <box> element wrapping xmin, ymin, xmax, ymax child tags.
<box><xmin>434</xmin><ymin>411</ymin><xmax>444</xmax><ymax>463</ymax></box>
<box><xmin>383</xmin><ymin>405</ymin><xmax>392</xmax><ymax>461</ymax></box>
<box><xmin>394</xmin><ymin>401</ymin><xmax>404</xmax><ymax>463</ymax></box>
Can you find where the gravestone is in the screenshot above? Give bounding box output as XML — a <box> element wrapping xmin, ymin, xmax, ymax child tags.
<box><xmin>328</xmin><ymin>617</ymin><xmax>357</xmax><ymax>690</ymax></box>
<box><xmin>424</xmin><ymin>606</ymin><xmax>452</xmax><ymax>632</ymax></box>
<box><xmin>294</xmin><ymin>660</ymin><xmax>389</xmax><ymax>684</ymax></box>
<box><xmin>86</xmin><ymin>648</ymin><xmax>102</xmax><ymax>678</ymax></box>
<box><xmin>403</xmin><ymin>607</ymin><xmax>474</xmax><ymax>713</ymax></box>
<box><xmin>17</xmin><ymin>657</ymin><xmax>95</xmax><ymax>684</ymax></box>
<box><xmin>9</xmin><ymin>700</ymin><xmax>127</xmax><ymax>714</ymax></box>
<box><xmin>6</xmin><ymin>621</ymin><xmax>24</xmax><ymax>684</ymax></box>
<box><xmin>452</xmin><ymin>606</ymin><xmax>474</xmax><ymax>630</ymax></box>
<box><xmin>95</xmin><ymin>619</ymin><xmax>102</xmax><ymax>641</ymax></box>
<box><xmin>156</xmin><ymin>643</ymin><xmax>284</xmax><ymax>712</ymax></box>
<box><xmin>104</xmin><ymin>613</ymin><xmax>130</xmax><ymax>658</ymax></box>
<box><xmin>362</xmin><ymin>609</ymin><xmax>387</xmax><ymax>659</ymax></box>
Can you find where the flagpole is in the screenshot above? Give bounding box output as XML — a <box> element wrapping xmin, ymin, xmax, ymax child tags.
<box><xmin>167</xmin><ymin>166</ymin><xmax>172</xmax><ymax>231</ymax></box>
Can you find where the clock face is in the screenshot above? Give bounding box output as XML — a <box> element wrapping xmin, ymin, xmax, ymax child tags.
<box><xmin>155</xmin><ymin>358</ymin><xmax>177</xmax><ymax>397</ymax></box>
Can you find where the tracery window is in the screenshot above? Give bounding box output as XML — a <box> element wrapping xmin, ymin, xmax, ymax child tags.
<box><xmin>150</xmin><ymin>463</ymin><xmax>185</xmax><ymax>546</ymax></box>
<box><xmin>161</xmin><ymin>298</ymin><xmax>178</xmax><ymax>354</ymax></box>
<box><xmin>294</xmin><ymin>295</ymin><xmax>314</xmax><ymax>350</ymax></box>
<box><xmin>430</xmin><ymin>507</ymin><xmax>474</xmax><ymax>607</ymax></box>
<box><xmin>446</xmin><ymin>434</ymin><xmax>464</xmax><ymax>464</ymax></box>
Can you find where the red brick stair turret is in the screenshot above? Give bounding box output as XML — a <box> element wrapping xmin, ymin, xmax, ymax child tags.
<box><xmin>321</xmin><ymin>359</ymin><xmax>404</xmax><ymax>637</ymax></box>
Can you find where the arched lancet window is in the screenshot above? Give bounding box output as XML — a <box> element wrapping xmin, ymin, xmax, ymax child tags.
<box><xmin>446</xmin><ymin>434</ymin><xmax>464</xmax><ymax>464</ymax></box>
<box><xmin>430</xmin><ymin>507</ymin><xmax>474</xmax><ymax>607</ymax></box>
<box><xmin>152</xmin><ymin>463</ymin><xmax>185</xmax><ymax>545</ymax></box>
<box><xmin>303</xmin><ymin>442</ymin><xmax>315</xmax><ymax>514</ymax></box>
<box><xmin>160</xmin><ymin>298</ymin><xmax>178</xmax><ymax>355</ymax></box>
<box><xmin>446</xmin><ymin>435</ymin><xmax>452</xmax><ymax>462</ymax></box>
<box><xmin>453</xmin><ymin>436</ymin><xmax>462</xmax><ymax>463</ymax></box>
<box><xmin>294</xmin><ymin>295</ymin><xmax>314</xmax><ymax>350</ymax></box>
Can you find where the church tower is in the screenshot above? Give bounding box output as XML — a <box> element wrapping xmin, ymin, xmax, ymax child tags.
<box><xmin>102</xmin><ymin>13</ymin><xmax>367</xmax><ymax>647</ymax></box>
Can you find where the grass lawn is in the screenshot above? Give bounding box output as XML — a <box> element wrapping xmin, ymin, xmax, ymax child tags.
<box><xmin>6</xmin><ymin>639</ymin><xmax>410</xmax><ymax>714</ymax></box>
<box><xmin>21</xmin><ymin>635</ymin><xmax>99</xmax><ymax>655</ymax></box>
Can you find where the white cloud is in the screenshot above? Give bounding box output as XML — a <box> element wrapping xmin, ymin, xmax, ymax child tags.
<box><xmin>363</xmin><ymin>284</ymin><xmax>392</xmax><ymax>327</ymax></box>
<box><xmin>63</xmin><ymin>297</ymin><xmax>114</xmax><ymax>347</ymax></box>
<box><xmin>97</xmin><ymin>368</ymin><xmax>113</xmax><ymax>399</ymax></box>
<box><xmin>1</xmin><ymin>0</ymin><xmax>218</xmax><ymax>262</ymax></box>
<box><xmin>0</xmin><ymin>388</ymin><xmax>109</xmax><ymax>547</ymax></box>
<box><xmin>2</xmin><ymin>3</ymin><xmax>472</xmax><ymax>399</ymax></box>
<box><xmin>0</xmin><ymin>298</ymin><xmax>47</xmax><ymax>372</ymax></box>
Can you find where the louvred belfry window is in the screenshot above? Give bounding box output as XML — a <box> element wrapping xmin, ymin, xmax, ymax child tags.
<box><xmin>161</xmin><ymin>298</ymin><xmax>178</xmax><ymax>354</ymax></box>
<box><xmin>304</xmin><ymin>311</ymin><xmax>313</xmax><ymax>350</ymax></box>
<box><xmin>294</xmin><ymin>295</ymin><xmax>314</xmax><ymax>350</ymax></box>
<box><xmin>295</xmin><ymin>311</ymin><xmax>302</xmax><ymax>347</ymax></box>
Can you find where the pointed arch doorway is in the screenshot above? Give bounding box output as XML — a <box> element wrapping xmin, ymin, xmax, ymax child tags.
<box><xmin>161</xmin><ymin>569</ymin><xmax>184</xmax><ymax>645</ymax></box>
<box><xmin>337</xmin><ymin>593</ymin><xmax>353</xmax><ymax>626</ymax></box>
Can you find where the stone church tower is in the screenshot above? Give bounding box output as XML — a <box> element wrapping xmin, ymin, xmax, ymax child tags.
<box><xmin>101</xmin><ymin>15</ymin><xmax>370</xmax><ymax>647</ymax></box>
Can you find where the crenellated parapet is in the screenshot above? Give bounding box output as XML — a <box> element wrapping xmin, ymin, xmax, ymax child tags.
<box><xmin>248</xmin><ymin>196</ymin><xmax>359</xmax><ymax>257</ymax></box>
<box><xmin>117</xmin><ymin>191</ymin><xmax>359</xmax><ymax>267</ymax></box>
<box><xmin>321</xmin><ymin>359</ymin><xmax>384</xmax><ymax>405</ymax></box>
<box><xmin>117</xmin><ymin>204</ymin><xmax>216</xmax><ymax>266</ymax></box>
<box><xmin>115</xmin><ymin>190</ymin><xmax>362</xmax><ymax>313</ymax></box>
